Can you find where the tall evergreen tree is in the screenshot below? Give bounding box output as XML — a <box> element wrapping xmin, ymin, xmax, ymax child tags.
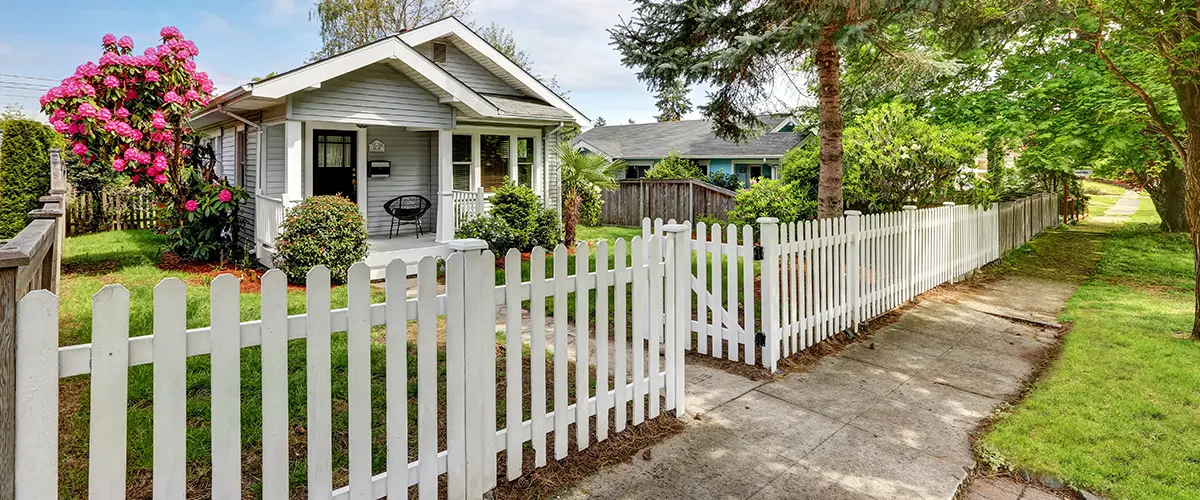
<box><xmin>593</xmin><ymin>116</ymin><xmax>607</xmax><ymax>127</ymax></box>
<box><xmin>611</xmin><ymin>0</ymin><xmax>1001</xmax><ymax>218</ymax></box>
<box><xmin>654</xmin><ymin>79</ymin><xmax>692</xmax><ymax>122</ymax></box>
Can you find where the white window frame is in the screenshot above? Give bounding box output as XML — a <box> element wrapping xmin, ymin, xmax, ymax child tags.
<box><xmin>449</xmin><ymin>125</ymin><xmax>542</xmax><ymax>196</ymax></box>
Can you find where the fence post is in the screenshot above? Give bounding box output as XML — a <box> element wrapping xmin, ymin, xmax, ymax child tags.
<box><xmin>757</xmin><ymin>217</ymin><xmax>780</xmax><ymax>372</ymax></box>
<box><xmin>942</xmin><ymin>202</ymin><xmax>956</xmax><ymax>284</ymax></box>
<box><xmin>448</xmin><ymin>238</ymin><xmax>489</xmax><ymax>496</ymax></box>
<box><xmin>844</xmin><ymin>211</ymin><xmax>861</xmax><ymax>332</ymax></box>
<box><xmin>663</xmin><ymin>223</ymin><xmax>690</xmax><ymax>418</ymax></box>
<box><xmin>902</xmin><ymin>206</ymin><xmax>917</xmax><ymax>300</ymax></box>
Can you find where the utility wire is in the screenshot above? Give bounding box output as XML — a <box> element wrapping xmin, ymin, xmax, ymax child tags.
<box><xmin>0</xmin><ymin>73</ymin><xmax>59</xmax><ymax>83</ymax></box>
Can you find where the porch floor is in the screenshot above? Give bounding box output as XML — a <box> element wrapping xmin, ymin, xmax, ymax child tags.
<box><xmin>366</xmin><ymin>233</ymin><xmax>451</xmax><ymax>279</ymax></box>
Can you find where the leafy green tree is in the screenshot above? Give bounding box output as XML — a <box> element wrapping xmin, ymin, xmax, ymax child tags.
<box><xmin>309</xmin><ymin>0</ymin><xmax>471</xmax><ymax>60</ymax></box>
<box><xmin>558</xmin><ymin>142</ymin><xmax>623</xmax><ymax>247</ymax></box>
<box><xmin>0</xmin><ymin>119</ymin><xmax>61</xmax><ymax>238</ymax></box>
<box><xmin>654</xmin><ymin>79</ymin><xmax>691</xmax><ymax>122</ymax></box>
<box><xmin>611</xmin><ymin>0</ymin><xmax>996</xmax><ymax>218</ymax></box>
<box><xmin>645</xmin><ymin>151</ymin><xmax>702</xmax><ymax>180</ymax></box>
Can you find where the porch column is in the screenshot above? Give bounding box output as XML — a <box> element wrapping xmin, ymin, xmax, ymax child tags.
<box><xmin>437</xmin><ymin>128</ymin><xmax>455</xmax><ymax>242</ymax></box>
<box><xmin>284</xmin><ymin>120</ymin><xmax>303</xmax><ymax>206</ymax></box>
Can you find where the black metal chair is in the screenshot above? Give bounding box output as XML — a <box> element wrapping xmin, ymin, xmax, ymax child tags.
<box><xmin>384</xmin><ymin>195</ymin><xmax>432</xmax><ymax>238</ymax></box>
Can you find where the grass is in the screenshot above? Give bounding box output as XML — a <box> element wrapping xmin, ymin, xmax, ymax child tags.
<box><xmin>976</xmin><ymin>196</ymin><xmax>1200</xmax><ymax>499</ymax></box>
<box><xmin>57</xmin><ymin>230</ymin><xmax>598</xmax><ymax>498</ymax></box>
<box><xmin>576</xmin><ymin>225</ymin><xmax>642</xmax><ymax>246</ymax></box>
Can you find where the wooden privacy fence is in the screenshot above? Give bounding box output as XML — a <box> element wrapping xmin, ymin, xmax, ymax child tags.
<box><xmin>602</xmin><ymin>179</ymin><xmax>736</xmax><ymax>227</ymax></box>
<box><xmin>645</xmin><ymin>193</ymin><xmax>1052</xmax><ymax>371</ymax></box>
<box><xmin>12</xmin><ymin>232</ymin><xmax>692</xmax><ymax>499</ymax></box>
<box><xmin>0</xmin><ymin>148</ymin><xmax>66</xmax><ymax>499</ymax></box>
<box><xmin>65</xmin><ymin>189</ymin><xmax>157</xmax><ymax>236</ymax></box>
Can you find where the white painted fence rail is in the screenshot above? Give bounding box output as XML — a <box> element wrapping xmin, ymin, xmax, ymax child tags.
<box><xmin>15</xmin><ymin>233</ymin><xmax>691</xmax><ymax>498</ymax></box>
<box><xmin>643</xmin><ymin>196</ymin><xmax>1050</xmax><ymax>371</ymax></box>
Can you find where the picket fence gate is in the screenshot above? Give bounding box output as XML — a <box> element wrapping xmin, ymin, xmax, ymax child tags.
<box><xmin>645</xmin><ymin>201</ymin><xmax>1020</xmax><ymax>371</ymax></box>
<box><xmin>13</xmin><ymin>233</ymin><xmax>693</xmax><ymax>499</ymax></box>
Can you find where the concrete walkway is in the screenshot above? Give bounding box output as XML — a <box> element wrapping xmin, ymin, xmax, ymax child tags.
<box><xmin>557</xmin><ymin>275</ymin><xmax>1075</xmax><ymax>500</ymax></box>
<box><xmin>1090</xmin><ymin>189</ymin><xmax>1141</xmax><ymax>224</ymax></box>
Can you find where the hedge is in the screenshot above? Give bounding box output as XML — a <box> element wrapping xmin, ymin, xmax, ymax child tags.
<box><xmin>0</xmin><ymin>119</ymin><xmax>61</xmax><ymax>238</ymax></box>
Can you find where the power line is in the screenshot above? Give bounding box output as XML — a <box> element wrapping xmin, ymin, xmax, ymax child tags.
<box><xmin>0</xmin><ymin>92</ymin><xmax>43</xmax><ymax>99</ymax></box>
<box><xmin>0</xmin><ymin>82</ymin><xmax>50</xmax><ymax>92</ymax></box>
<box><xmin>0</xmin><ymin>73</ymin><xmax>59</xmax><ymax>83</ymax></box>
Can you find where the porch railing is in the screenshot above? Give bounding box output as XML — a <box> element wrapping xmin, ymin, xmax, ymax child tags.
<box><xmin>255</xmin><ymin>194</ymin><xmax>286</xmax><ymax>248</ymax></box>
<box><xmin>452</xmin><ymin>188</ymin><xmax>485</xmax><ymax>231</ymax></box>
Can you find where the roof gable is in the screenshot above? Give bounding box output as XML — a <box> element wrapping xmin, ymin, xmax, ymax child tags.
<box><xmin>399</xmin><ymin>17</ymin><xmax>588</xmax><ymax>125</ymax></box>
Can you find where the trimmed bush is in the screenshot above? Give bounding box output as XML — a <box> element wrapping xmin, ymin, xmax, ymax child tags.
<box><xmin>455</xmin><ymin>215</ymin><xmax>524</xmax><ymax>256</ymax></box>
<box><xmin>490</xmin><ymin>178</ymin><xmax>541</xmax><ymax>231</ymax></box>
<box><xmin>727</xmin><ymin>178</ymin><xmax>815</xmax><ymax>229</ymax></box>
<box><xmin>707</xmin><ymin>171</ymin><xmax>742</xmax><ymax>191</ymax></box>
<box><xmin>578</xmin><ymin>184</ymin><xmax>602</xmax><ymax>226</ymax></box>
<box><xmin>530</xmin><ymin>208</ymin><xmax>563</xmax><ymax>249</ymax></box>
<box><xmin>0</xmin><ymin>119</ymin><xmax>61</xmax><ymax>238</ymax></box>
<box><xmin>274</xmin><ymin>195</ymin><xmax>368</xmax><ymax>284</ymax></box>
<box><xmin>645</xmin><ymin>151</ymin><xmax>702</xmax><ymax>179</ymax></box>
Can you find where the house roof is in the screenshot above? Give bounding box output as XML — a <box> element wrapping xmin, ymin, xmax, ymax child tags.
<box><xmin>574</xmin><ymin>120</ymin><xmax>809</xmax><ymax>160</ymax></box>
<box><xmin>191</xmin><ymin>17</ymin><xmax>584</xmax><ymax>127</ymax></box>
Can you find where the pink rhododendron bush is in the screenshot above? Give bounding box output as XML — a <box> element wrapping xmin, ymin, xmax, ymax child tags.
<box><xmin>40</xmin><ymin>27</ymin><xmax>248</xmax><ymax>262</ymax></box>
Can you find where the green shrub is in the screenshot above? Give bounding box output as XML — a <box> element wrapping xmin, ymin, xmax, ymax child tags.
<box><xmin>727</xmin><ymin>178</ymin><xmax>815</xmax><ymax>229</ymax></box>
<box><xmin>645</xmin><ymin>151</ymin><xmax>702</xmax><ymax>179</ymax></box>
<box><xmin>455</xmin><ymin>214</ymin><xmax>525</xmax><ymax>256</ymax></box>
<box><xmin>706</xmin><ymin>171</ymin><xmax>742</xmax><ymax>191</ymax></box>
<box><xmin>530</xmin><ymin>208</ymin><xmax>562</xmax><ymax>248</ymax></box>
<box><xmin>0</xmin><ymin>119</ymin><xmax>61</xmax><ymax>238</ymax></box>
<box><xmin>578</xmin><ymin>184</ymin><xmax>602</xmax><ymax>226</ymax></box>
<box><xmin>469</xmin><ymin>178</ymin><xmax>563</xmax><ymax>252</ymax></box>
<box><xmin>274</xmin><ymin>195</ymin><xmax>368</xmax><ymax>284</ymax></box>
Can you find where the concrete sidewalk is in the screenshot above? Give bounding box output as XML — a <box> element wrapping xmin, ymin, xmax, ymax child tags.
<box><xmin>557</xmin><ymin>276</ymin><xmax>1073</xmax><ymax>500</ymax></box>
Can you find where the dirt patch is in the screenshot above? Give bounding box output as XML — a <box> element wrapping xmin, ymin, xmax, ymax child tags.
<box><xmin>62</xmin><ymin>260</ymin><xmax>119</xmax><ymax>275</ymax></box>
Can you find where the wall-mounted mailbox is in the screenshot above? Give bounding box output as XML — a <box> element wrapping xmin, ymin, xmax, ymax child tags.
<box><xmin>369</xmin><ymin>160</ymin><xmax>391</xmax><ymax>178</ymax></box>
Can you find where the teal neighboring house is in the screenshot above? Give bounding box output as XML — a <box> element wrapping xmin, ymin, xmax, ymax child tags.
<box><xmin>573</xmin><ymin>116</ymin><xmax>810</xmax><ymax>186</ymax></box>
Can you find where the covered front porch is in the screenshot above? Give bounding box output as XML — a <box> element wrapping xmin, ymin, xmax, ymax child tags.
<box><xmin>251</xmin><ymin>120</ymin><xmax>551</xmax><ymax>276</ymax></box>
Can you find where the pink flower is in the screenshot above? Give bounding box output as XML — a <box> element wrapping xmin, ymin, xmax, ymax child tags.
<box><xmin>145</xmin><ymin>69</ymin><xmax>159</xmax><ymax>82</ymax></box>
<box><xmin>112</xmin><ymin>158</ymin><xmax>126</xmax><ymax>171</ymax></box>
<box><xmin>51</xmin><ymin>120</ymin><xmax>69</xmax><ymax>134</ymax></box>
<box><xmin>103</xmin><ymin>75</ymin><xmax>120</xmax><ymax>88</ymax></box>
<box><xmin>218</xmin><ymin>189</ymin><xmax>232</xmax><ymax>203</ymax></box>
<box><xmin>124</xmin><ymin>148</ymin><xmax>141</xmax><ymax>162</ymax></box>
<box><xmin>72</xmin><ymin>142</ymin><xmax>87</xmax><ymax>155</ymax></box>
<box><xmin>98</xmin><ymin>52</ymin><xmax>119</xmax><ymax>66</ymax></box>
<box><xmin>76</xmin><ymin>102</ymin><xmax>97</xmax><ymax>118</ymax></box>
<box><xmin>117</xmin><ymin>36</ymin><xmax>134</xmax><ymax>50</ymax></box>
<box><xmin>102</xmin><ymin>34</ymin><xmax>116</xmax><ymax>45</ymax></box>
<box><xmin>163</xmin><ymin>90</ymin><xmax>182</xmax><ymax>104</ymax></box>
<box><xmin>184</xmin><ymin>89</ymin><xmax>199</xmax><ymax>102</ymax></box>
<box><xmin>130</xmin><ymin>174</ymin><xmax>140</xmax><ymax>183</ymax></box>
<box><xmin>160</xmin><ymin>26</ymin><xmax>182</xmax><ymax>40</ymax></box>
<box><xmin>160</xmin><ymin>175</ymin><xmax>173</xmax><ymax>186</ymax></box>
<box><xmin>115</xmin><ymin>107</ymin><xmax>130</xmax><ymax>119</ymax></box>
<box><xmin>96</xmin><ymin>108</ymin><xmax>112</xmax><ymax>122</ymax></box>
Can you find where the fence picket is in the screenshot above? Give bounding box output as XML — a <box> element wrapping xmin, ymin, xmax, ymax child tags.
<box><xmin>552</xmin><ymin>244</ymin><xmax>570</xmax><ymax>459</ymax></box>
<box><xmin>529</xmin><ymin>248</ymin><xmax>549</xmax><ymax>467</ymax></box>
<box><xmin>725</xmin><ymin>224</ymin><xmax>738</xmax><ymax>362</ymax></box>
<box><xmin>741</xmin><ymin>225</ymin><xmax>755</xmax><ymax>365</ymax></box>
<box><xmin>306</xmin><ymin>266</ymin><xmax>334</xmax><ymax>499</ymax></box>
<box><xmin>15</xmin><ymin>291</ymin><xmax>57</xmax><ymax>499</ymax></box>
<box><xmin>695</xmin><ymin>222</ymin><xmax>707</xmax><ymax>355</ymax></box>
<box><xmin>444</xmin><ymin>252</ymin><xmax>467</xmax><ymax>498</ymax></box>
<box><xmin>211</xmin><ymin>274</ymin><xmax>242</xmax><ymax>498</ymax></box>
<box><xmin>153</xmin><ymin>279</ymin><xmax>187</xmax><ymax>499</ymax></box>
<box><xmin>504</xmin><ymin>249</ymin><xmax>523</xmax><ymax>480</ymax></box>
<box><xmin>613</xmin><ymin>239</ymin><xmax>629</xmax><ymax>431</ymax></box>
<box><xmin>595</xmin><ymin>241</ymin><xmax>610</xmax><ymax>442</ymax></box>
<box><xmin>347</xmin><ymin>263</ymin><xmax>372</xmax><ymax>499</ymax></box>
<box><xmin>631</xmin><ymin>236</ymin><xmax>646</xmax><ymax>425</ymax></box>
<box><xmin>649</xmin><ymin>235</ymin><xmax>662</xmax><ymax>418</ymax></box>
<box><xmin>261</xmin><ymin>269</ymin><xmax>289</xmax><ymax>500</ymax></box>
<box><xmin>710</xmin><ymin>223</ymin><xmax>723</xmax><ymax>359</ymax></box>
<box><xmin>384</xmin><ymin>260</ymin><xmax>409</xmax><ymax>500</ymax></box>
<box><xmin>416</xmin><ymin>257</ymin><xmax>438</xmax><ymax>499</ymax></box>
<box><xmin>778</xmin><ymin>223</ymin><xmax>790</xmax><ymax>357</ymax></box>
<box><xmin>89</xmin><ymin>285</ymin><xmax>130</xmax><ymax>499</ymax></box>
<box><xmin>574</xmin><ymin>242</ymin><xmax>591</xmax><ymax>451</ymax></box>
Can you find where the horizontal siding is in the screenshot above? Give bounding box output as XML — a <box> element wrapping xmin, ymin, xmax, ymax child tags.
<box><xmin>220</xmin><ymin>128</ymin><xmax>236</xmax><ymax>183</ymax></box>
<box><xmin>289</xmin><ymin>64</ymin><xmax>452</xmax><ymax>128</ymax></box>
<box><xmin>263</xmin><ymin>124</ymin><xmax>286</xmax><ymax>196</ymax></box>
<box><xmin>237</xmin><ymin>131</ymin><xmax>258</xmax><ymax>247</ymax></box>
<box><xmin>544</xmin><ymin>127</ymin><xmax>560</xmax><ymax>214</ymax></box>
<box><xmin>427</xmin><ymin>42</ymin><xmax>521</xmax><ymax>96</ymax></box>
<box><xmin>365</xmin><ymin>128</ymin><xmax>436</xmax><ymax>237</ymax></box>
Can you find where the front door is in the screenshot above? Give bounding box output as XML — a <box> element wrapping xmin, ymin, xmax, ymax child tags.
<box><xmin>313</xmin><ymin>130</ymin><xmax>357</xmax><ymax>202</ymax></box>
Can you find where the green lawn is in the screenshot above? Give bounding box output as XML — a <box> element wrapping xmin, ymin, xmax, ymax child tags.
<box><xmin>577</xmin><ymin>224</ymin><xmax>643</xmax><ymax>246</ymax></box>
<box><xmin>58</xmin><ymin>231</ymin><xmax>584</xmax><ymax>497</ymax></box>
<box><xmin>977</xmin><ymin>198</ymin><xmax>1200</xmax><ymax>499</ymax></box>
<box><xmin>1082</xmin><ymin>180</ymin><xmax>1126</xmax><ymax>216</ymax></box>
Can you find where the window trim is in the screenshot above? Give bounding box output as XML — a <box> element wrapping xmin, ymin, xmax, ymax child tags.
<box><xmin>448</xmin><ymin>126</ymin><xmax>543</xmax><ymax>195</ymax></box>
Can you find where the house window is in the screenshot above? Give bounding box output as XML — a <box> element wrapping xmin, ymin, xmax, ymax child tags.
<box><xmin>480</xmin><ymin>134</ymin><xmax>510</xmax><ymax>192</ymax></box>
<box><xmin>452</xmin><ymin>134</ymin><xmax>472</xmax><ymax>191</ymax></box>
<box><xmin>516</xmin><ymin>137</ymin><xmax>534</xmax><ymax>187</ymax></box>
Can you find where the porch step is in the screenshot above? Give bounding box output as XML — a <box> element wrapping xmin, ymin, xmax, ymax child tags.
<box><xmin>365</xmin><ymin>242</ymin><xmax>452</xmax><ymax>280</ymax></box>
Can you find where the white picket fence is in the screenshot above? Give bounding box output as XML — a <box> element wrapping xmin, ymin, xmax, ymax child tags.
<box><xmin>645</xmin><ymin>200</ymin><xmax>1032</xmax><ymax>371</ymax></box>
<box><xmin>14</xmin><ymin>233</ymin><xmax>693</xmax><ymax>498</ymax></box>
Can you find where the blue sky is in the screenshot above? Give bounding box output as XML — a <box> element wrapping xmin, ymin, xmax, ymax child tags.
<box><xmin>0</xmin><ymin>0</ymin><xmax>725</xmax><ymax>125</ymax></box>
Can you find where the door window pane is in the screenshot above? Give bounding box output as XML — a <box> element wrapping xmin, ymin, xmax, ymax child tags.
<box><xmin>480</xmin><ymin>134</ymin><xmax>510</xmax><ymax>192</ymax></box>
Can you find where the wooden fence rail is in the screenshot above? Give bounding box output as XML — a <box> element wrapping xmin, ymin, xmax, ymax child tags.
<box><xmin>602</xmin><ymin>179</ymin><xmax>736</xmax><ymax>227</ymax></box>
<box><xmin>0</xmin><ymin>148</ymin><xmax>66</xmax><ymax>499</ymax></box>
<box><xmin>65</xmin><ymin>189</ymin><xmax>157</xmax><ymax>236</ymax></box>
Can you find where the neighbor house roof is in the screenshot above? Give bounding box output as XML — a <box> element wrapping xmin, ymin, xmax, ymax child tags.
<box><xmin>574</xmin><ymin>120</ymin><xmax>809</xmax><ymax>160</ymax></box>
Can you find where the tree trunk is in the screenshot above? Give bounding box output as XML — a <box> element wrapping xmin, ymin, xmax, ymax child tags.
<box><xmin>1147</xmin><ymin>164</ymin><xmax>1188</xmax><ymax>232</ymax></box>
<box><xmin>1170</xmin><ymin>78</ymin><xmax>1200</xmax><ymax>340</ymax></box>
<box><xmin>563</xmin><ymin>191</ymin><xmax>580</xmax><ymax>248</ymax></box>
<box><xmin>814</xmin><ymin>23</ymin><xmax>844</xmax><ymax>219</ymax></box>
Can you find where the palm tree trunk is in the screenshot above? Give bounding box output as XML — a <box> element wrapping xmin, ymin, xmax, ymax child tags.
<box><xmin>814</xmin><ymin>23</ymin><xmax>845</xmax><ymax>219</ymax></box>
<box><xmin>564</xmin><ymin>191</ymin><xmax>580</xmax><ymax>247</ymax></box>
